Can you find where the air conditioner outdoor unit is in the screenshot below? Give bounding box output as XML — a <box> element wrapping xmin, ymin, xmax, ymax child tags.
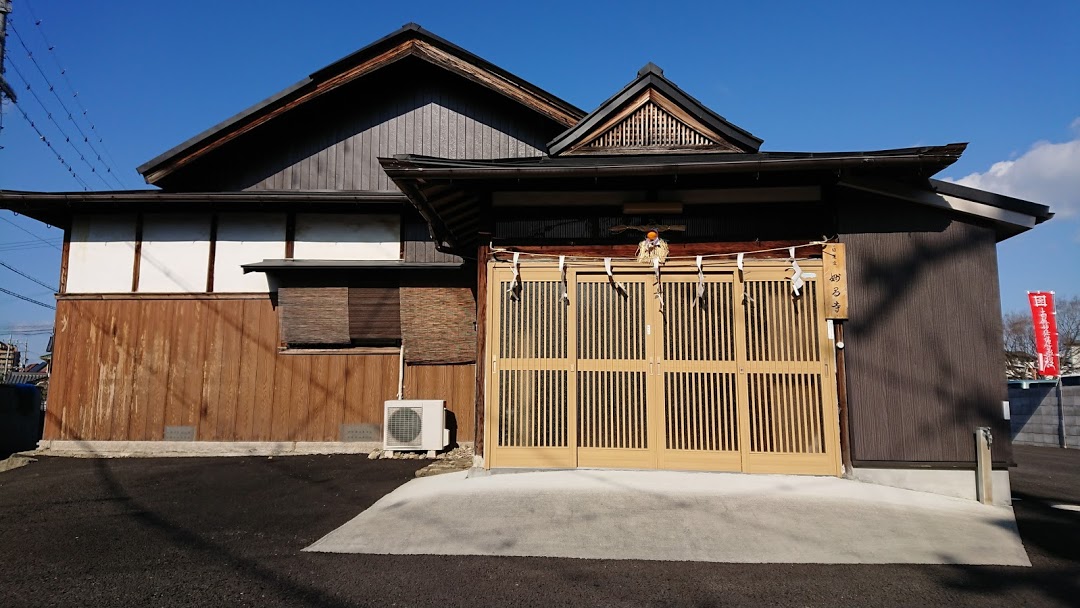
<box><xmin>383</xmin><ymin>400</ymin><xmax>448</xmax><ymax>452</ymax></box>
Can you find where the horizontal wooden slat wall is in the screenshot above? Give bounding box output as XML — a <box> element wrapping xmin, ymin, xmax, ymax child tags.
<box><xmin>45</xmin><ymin>297</ymin><xmax>414</xmax><ymax>442</ymax></box>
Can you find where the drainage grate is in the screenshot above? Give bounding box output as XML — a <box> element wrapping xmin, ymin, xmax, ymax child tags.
<box><xmin>341</xmin><ymin>423</ymin><xmax>381</xmax><ymax>442</ymax></box>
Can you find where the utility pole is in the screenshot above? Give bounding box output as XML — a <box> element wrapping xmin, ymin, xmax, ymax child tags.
<box><xmin>0</xmin><ymin>0</ymin><xmax>15</xmax><ymax>103</ymax></box>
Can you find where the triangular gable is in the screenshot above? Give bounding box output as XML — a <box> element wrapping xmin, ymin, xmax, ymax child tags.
<box><xmin>138</xmin><ymin>24</ymin><xmax>584</xmax><ymax>187</ymax></box>
<box><xmin>548</xmin><ymin>63</ymin><xmax>762</xmax><ymax>156</ymax></box>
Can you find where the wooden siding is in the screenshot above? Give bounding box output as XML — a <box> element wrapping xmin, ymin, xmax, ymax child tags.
<box><xmin>403</xmin><ymin>363</ymin><xmax>476</xmax><ymax>446</ymax></box>
<box><xmin>838</xmin><ymin>198</ymin><xmax>1011</xmax><ymax>464</ymax></box>
<box><xmin>403</xmin><ymin>217</ymin><xmax>461</xmax><ymax>263</ymax></box>
<box><xmin>45</xmin><ymin>297</ymin><xmax>475</xmax><ymax>442</ymax></box>
<box><xmin>209</xmin><ymin>64</ymin><xmax>553</xmax><ymax>192</ymax></box>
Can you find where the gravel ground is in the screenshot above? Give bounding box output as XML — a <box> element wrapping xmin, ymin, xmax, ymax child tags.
<box><xmin>0</xmin><ymin>445</ymin><xmax>1077</xmax><ymax>608</ymax></box>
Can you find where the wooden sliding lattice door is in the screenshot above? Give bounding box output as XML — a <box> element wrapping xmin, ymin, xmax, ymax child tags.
<box><xmin>486</xmin><ymin>261</ymin><xmax>840</xmax><ymax>475</ymax></box>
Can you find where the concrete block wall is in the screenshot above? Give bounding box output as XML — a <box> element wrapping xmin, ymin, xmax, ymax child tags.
<box><xmin>1009</xmin><ymin>384</ymin><xmax>1080</xmax><ymax>448</ymax></box>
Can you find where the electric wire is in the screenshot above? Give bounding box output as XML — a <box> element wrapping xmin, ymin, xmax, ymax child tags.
<box><xmin>8</xmin><ymin>21</ymin><xmax>124</xmax><ymax>189</ymax></box>
<box><xmin>20</xmin><ymin>2</ymin><xmax>129</xmax><ymax>185</ymax></box>
<box><xmin>7</xmin><ymin>60</ymin><xmax>113</xmax><ymax>189</ymax></box>
<box><xmin>0</xmin><ymin>260</ymin><xmax>58</xmax><ymax>291</ymax></box>
<box><xmin>0</xmin><ymin>286</ymin><xmax>55</xmax><ymax>310</ymax></box>
<box><xmin>0</xmin><ymin>216</ymin><xmax>63</xmax><ymax>250</ymax></box>
<box><xmin>3</xmin><ymin>100</ymin><xmax>89</xmax><ymax>189</ymax></box>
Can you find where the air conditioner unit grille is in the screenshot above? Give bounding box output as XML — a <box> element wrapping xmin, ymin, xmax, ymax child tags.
<box><xmin>386</xmin><ymin>406</ymin><xmax>424</xmax><ymax>447</ymax></box>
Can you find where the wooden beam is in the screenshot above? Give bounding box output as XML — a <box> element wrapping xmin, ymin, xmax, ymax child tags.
<box><xmin>285</xmin><ymin>213</ymin><xmax>296</xmax><ymax>259</ymax></box>
<box><xmin>503</xmin><ymin>241</ymin><xmax>821</xmax><ymax>259</ymax></box>
<box><xmin>835</xmin><ymin>321</ymin><xmax>854</xmax><ymax>474</ymax></box>
<box><xmin>131</xmin><ymin>213</ymin><xmax>144</xmax><ymax>292</ymax></box>
<box><xmin>473</xmin><ymin>245</ymin><xmax>489</xmax><ymax>458</ymax></box>
<box><xmin>59</xmin><ymin>227</ymin><xmax>71</xmax><ymax>294</ymax></box>
<box><xmin>206</xmin><ymin>213</ymin><xmax>219</xmax><ymax>292</ymax></box>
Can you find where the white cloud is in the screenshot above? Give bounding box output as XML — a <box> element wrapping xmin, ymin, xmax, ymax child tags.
<box><xmin>943</xmin><ymin>123</ymin><xmax>1080</xmax><ymax>219</ymax></box>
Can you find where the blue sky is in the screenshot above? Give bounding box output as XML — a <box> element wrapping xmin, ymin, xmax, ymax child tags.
<box><xmin>2</xmin><ymin>1</ymin><xmax>1079</xmax><ymax>362</ymax></box>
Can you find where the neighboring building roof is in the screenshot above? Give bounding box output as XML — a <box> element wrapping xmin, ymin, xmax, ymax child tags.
<box><xmin>0</xmin><ymin>371</ymin><xmax>47</xmax><ymax>385</ymax></box>
<box><xmin>136</xmin><ymin>23</ymin><xmax>585</xmax><ymax>186</ymax></box>
<box><xmin>548</xmin><ymin>63</ymin><xmax>763</xmax><ymax>156</ymax></box>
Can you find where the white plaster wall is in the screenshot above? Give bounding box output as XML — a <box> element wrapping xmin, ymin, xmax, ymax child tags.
<box><xmin>213</xmin><ymin>213</ymin><xmax>286</xmax><ymax>292</ymax></box>
<box><xmin>66</xmin><ymin>214</ymin><xmax>136</xmax><ymax>293</ymax></box>
<box><xmin>293</xmin><ymin>213</ymin><xmax>399</xmax><ymax>260</ymax></box>
<box><xmin>137</xmin><ymin>214</ymin><xmax>212</xmax><ymax>293</ymax></box>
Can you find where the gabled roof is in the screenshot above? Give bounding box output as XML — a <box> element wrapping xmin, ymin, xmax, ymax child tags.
<box><xmin>381</xmin><ymin>144</ymin><xmax>970</xmax><ymax>251</ymax></box>
<box><xmin>137</xmin><ymin>23</ymin><xmax>585</xmax><ymax>186</ymax></box>
<box><xmin>547</xmin><ymin>63</ymin><xmax>763</xmax><ymax>156</ymax></box>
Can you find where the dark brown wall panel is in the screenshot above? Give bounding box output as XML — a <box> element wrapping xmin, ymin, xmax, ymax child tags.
<box><xmin>839</xmin><ymin>198</ymin><xmax>1010</xmax><ymax>464</ymax></box>
<box><xmin>44</xmin><ymin>297</ymin><xmax>478</xmax><ymax>443</ymax></box>
<box><xmin>213</xmin><ymin>65</ymin><xmax>553</xmax><ymax>192</ymax></box>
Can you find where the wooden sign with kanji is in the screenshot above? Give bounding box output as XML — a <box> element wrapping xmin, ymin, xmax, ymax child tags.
<box><xmin>823</xmin><ymin>243</ymin><xmax>848</xmax><ymax>319</ymax></box>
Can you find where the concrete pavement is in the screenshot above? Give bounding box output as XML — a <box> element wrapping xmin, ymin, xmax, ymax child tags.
<box><xmin>305</xmin><ymin>469</ymin><xmax>1031</xmax><ymax>565</ymax></box>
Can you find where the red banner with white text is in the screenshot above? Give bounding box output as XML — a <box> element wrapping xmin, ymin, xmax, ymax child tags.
<box><xmin>1027</xmin><ymin>291</ymin><xmax>1060</xmax><ymax>377</ymax></box>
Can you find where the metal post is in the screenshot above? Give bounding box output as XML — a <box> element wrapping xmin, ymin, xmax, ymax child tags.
<box><xmin>1056</xmin><ymin>376</ymin><xmax>1066</xmax><ymax>448</ymax></box>
<box><xmin>0</xmin><ymin>0</ymin><xmax>16</xmax><ymax>103</ymax></box>
<box><xmin>975</xmin><ymin>427</ymin><xmax>993</xmax><ymax>505</ymax></box>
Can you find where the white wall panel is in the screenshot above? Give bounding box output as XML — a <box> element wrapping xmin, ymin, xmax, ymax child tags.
<box><xmin>137</xmin><ymin>214</ymin><xmax>212</xmax><ymax>293</ymax></box>
<box><xmin>66</xmin><ymin>214</ymin><xmax>136</xmax><ymax>293</ymax></box>
<box><xmin>213</xmin><ymin>213</ymin><xmax>286</xmax><ymax>292</ymax></box>
<box><xmin>293</xmin><ymin>213</ymin><xmax>399</xmax><ymax>260</ymax></box>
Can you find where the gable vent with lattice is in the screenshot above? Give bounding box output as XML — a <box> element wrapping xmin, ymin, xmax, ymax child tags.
<box><xmin>586</xmin><ymin>101</ymin><xmax>727</xmax><ymax>149</ymax></box>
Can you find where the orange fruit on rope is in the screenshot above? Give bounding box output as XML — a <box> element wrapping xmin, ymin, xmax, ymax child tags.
<box><xmin>646</xmin><ymin>230</ymin><xmax>659</xmax><ymax>240</ymax></box>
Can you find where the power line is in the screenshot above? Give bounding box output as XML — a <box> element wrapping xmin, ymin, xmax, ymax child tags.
<box><xmin>21</xmin><ymin>0</ymin><xmax>129</xmax><ymax>186</ymax></box>
<box><xmin>0</xmin><ymin>259</ymin><xmax>57</xmax><ymax>290</ymax></box>
<box><xmin>0</xmin><ymin>216</ymin><xmax>63</xmax><ymax>250</ymax></box>
<box><xmin>0</xmin><ymin>286</ymin><xmax>55</xmax><ymax>309</ymax></box>
<box><xmin>7</xmin><ymin>59</ymin><xmax>113</xmax><ymax>188</ymax></box>
<box><xmin>6</xmin><ymin>99</ymin><xmax>90</xmax><ymax>189</ymax></box>
<box><xmin>8</xmin><ymin>20</ymin><xmax>124</xmax><ymax>189</ymax></box>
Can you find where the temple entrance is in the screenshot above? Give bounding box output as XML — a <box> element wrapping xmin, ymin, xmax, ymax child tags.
<box><xmin>485</xmin><ymin>259</ymin><xmax>840</xmax><ymax>475</ymax></box>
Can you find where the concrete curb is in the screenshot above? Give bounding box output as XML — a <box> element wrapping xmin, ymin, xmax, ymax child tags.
<box><xmin>31</xmin><ymin>440</ymin><xmax>476</xmax><ymax>459</ymax></box>
<box><xmin>32</xmin><ymin>440</ymin><xmax>381</xmax><ymax>458</ymax></box>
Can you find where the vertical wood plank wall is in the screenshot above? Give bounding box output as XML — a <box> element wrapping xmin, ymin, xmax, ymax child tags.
<box><xmin>839</xmin><ymin>198</ymin><xmax>1011</xmax><ymax>464</ymax></box>
<box><xmin>218</xmin><ymin>66</ymin><xmax>555</xmax><ymax>192</ymax></box>
<box><xmin>45</xmin><ymin>297</ymin><xmax>475</xmax><ymax>442</ymax></box>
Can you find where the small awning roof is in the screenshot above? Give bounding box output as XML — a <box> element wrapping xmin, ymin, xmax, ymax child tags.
<box><xmin>0</xmin><ymin>190</ymin><xmax>408</xmax><ymax>229</ymax></box>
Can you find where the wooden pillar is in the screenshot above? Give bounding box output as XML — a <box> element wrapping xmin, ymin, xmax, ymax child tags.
<box><xmin>474</xmin><ymin>244</ymin><xmax>489</xmax><ymax>458</ymax></box>
<box><xmin>835</xmin><ymin>321</ymin><xmax>853</xmax><ymax>475</ymax></box>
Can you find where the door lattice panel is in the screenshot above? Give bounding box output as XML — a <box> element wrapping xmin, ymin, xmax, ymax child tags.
<box><xmin>577</xmin><ymin>281</ymin><xmax>647</xmax><ymax>361</ymax></box>
<box><xmin>498</xmin><ymin>369</ymin><xmax>568</xmax><ymax>448</ymax></box>
<box><xmin>492</xmin><ymin>274</ymin><xmax>574</xmax><ymax>464</ymax></box>
<box><xmin>747</xmin><ymin>373</ymin><xmax>825</xmax><ymax>454</ymax></box>
<box><xmin>578</xmin><ymin>371</ymin><xmax>648</xmax><ymax>449</ymax></box>
<box><xmin>662</xmin><ymin>281</ymin><xmax>736</xmax><ymax>361</ymax></box>
<box><xmin>743</xmin><ymin>280</ymin><xmax>820</xmax><ymax>362</ymax></box>
<box><xmin>664</xmin><ymin>372</ymin><xmax>738</xmax><ymax>451</ymax></box>
<box><xmin>499</xmin><ymin>281</ymin><xmax>567</xmax><ymax>359</ymax></box>
<box><xmin>487</xmin><ymin>262</ymin><xmax>839</xmax><ymax>475</ymax></box>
